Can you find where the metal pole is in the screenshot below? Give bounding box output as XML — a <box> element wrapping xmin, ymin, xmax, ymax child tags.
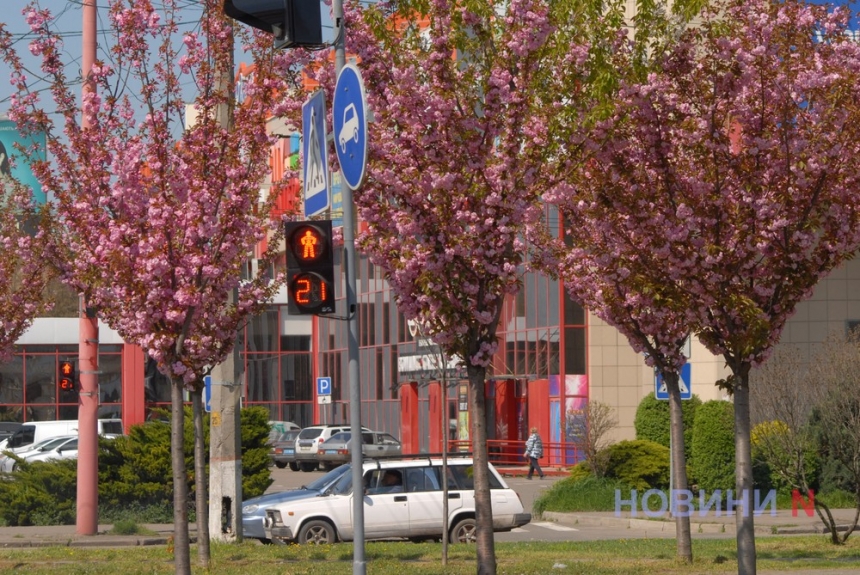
<box><xmin>76</xmin><ymin>0</ymin><xmax>99</xmax><ymax>536</ymax></box>
<box><xmin>330</xmin><ymin>2</ymin><xmax>365</xmax><ymax>573</ymax></box>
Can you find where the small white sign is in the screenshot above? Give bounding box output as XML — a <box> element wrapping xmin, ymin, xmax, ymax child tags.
<box><xmin>318</xmin><ymin>395</ymin><xmax>332</xmax><ymax>404</ymax></box>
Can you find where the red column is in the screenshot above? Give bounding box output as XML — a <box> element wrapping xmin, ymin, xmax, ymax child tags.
<box><xmin>121</xmin><ymin>345</ymin><xmax>146</xmax><ymax>429</ymax></box>
<box><xmin>527</xmin><ymin>379</ymin><xmax>550</xmax><ymax>466</ymax></box>
<box><xmin>428</xmin><ymin>381</ymin><xmax>442</xmax><ymax>453</ymax></box>
<box><xmin>399</xmin><ymin>381</ymin><xmax>419</xmax><ymax>454</ymax></box>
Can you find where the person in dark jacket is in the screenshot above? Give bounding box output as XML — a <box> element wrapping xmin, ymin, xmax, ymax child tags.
<box><xmin>524</xmin><ymin>427</ymin><xmax>544</xmax><ymax>480</ymax></box>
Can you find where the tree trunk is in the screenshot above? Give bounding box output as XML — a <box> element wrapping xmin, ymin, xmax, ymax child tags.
<box><xmin>170</xmin><ymin>380</ymin><xmax>192</xmax><ymax>575</ymax></box>
<box><xmin>733</xmin><ymin>372</ymin><xmax>757</xmax><ymax>575</ymax></box>
<box><xmin>468</xmin><ymin>365</ymin><xmax>496</xmax><ymax>575</ymax></box>
<box><xmin>193</xmin><ymin>390</ymin><xmax>210</xmax><ymax>567</ymax></box>
<box><xmin>666</xmin><ymin>372</ymin><xmax>693</xmax><ymax>563</ymax></box>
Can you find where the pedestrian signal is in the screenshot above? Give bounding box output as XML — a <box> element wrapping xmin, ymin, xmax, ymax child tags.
<box><xmin>285</xmin><ymin>220</ymin><xmax>334</xmax><ymax>315</ymax></box>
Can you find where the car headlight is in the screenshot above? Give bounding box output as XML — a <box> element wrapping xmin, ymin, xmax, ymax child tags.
<box><xmin>242</xmin><ymin>504</ymin><xmax>259</xmax><ymax>515</ymax></box>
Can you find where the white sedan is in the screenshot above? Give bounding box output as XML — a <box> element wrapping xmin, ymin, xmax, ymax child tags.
<box><xmin>0</xmin><ymin>435</ymin><xmax>77</xmax><ymax>472</ymax></box>
<box><xmin>23</xmin><ymin>436</ymin><xmax>79</xmax><ymax>466</ymax></box>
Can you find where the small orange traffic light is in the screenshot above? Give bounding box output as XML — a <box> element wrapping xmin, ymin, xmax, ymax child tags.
<box><xmin>59</xmin><ymin>360</ymin><xmax>75</xmax><ymax>392</ymax></box>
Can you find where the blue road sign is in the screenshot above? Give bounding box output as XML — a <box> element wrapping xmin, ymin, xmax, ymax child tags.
<box><xmin>332</xmin><ymin>63</ymin><xmax>368</xmax><ymax>191</ymax></box>
<box><xmin>317</xmin><ymin>376</ymin><xmax>332</xmax><ymax>396</ymax></box>
<box><xmin>302</xmin><ymin>90</ymin><xmax>330</xmax><ymax>217</ymax></box>
<box><xmin>655</xmin><ymin>363</ymin><xmax>692</xmax><ymax>400</ymax></box>
<box><xmin>204</xmin><ymin>375</ymin><xmax>212</xmax><ymax>413</ymax></box>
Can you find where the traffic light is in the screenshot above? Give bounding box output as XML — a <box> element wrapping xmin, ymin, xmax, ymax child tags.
<box><xmin>285</xmin><ymin>220</ymin><xmax>335</xmax><ymax>315</ymax></box>
<box><xmin>58</xmin><ymin>360</ymin><xmax>76</xmax><ymax>399</ymax></box>
<box><xmin>223</xmin><ymin>0</ymin><xmax>324</xmax><ymax>50</ymax></box>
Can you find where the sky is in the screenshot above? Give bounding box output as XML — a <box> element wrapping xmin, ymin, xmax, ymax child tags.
<box><xmin>1</xmin><ymin>0</ymin><xmax>859</xmax><ymax>121</ymax></box>
<box><xmin>0</xmin><ymin>0</ymin><xmax>340</xmax><ymax>119</ymax></box>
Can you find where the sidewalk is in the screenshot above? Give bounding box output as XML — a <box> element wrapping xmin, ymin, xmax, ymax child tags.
<box><xmin>0</xmin><ymin>523</ymin><xmax>188</xmax><ymax>548</ymax></box>
<box><xmin>0</xmin><ymin>508</ymin><xmax>855</xmax><ymax>548</ymax></box>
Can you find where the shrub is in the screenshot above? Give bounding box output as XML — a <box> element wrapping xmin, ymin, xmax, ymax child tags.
<box><xmin>691</xmin><ymin>400</ymin><xmax>735</xmax><ymax>494</ymax></box>
<box><xmin>634</xmin><ymin>391</ymin><xmax>701</xmax><ymax>461</ymax></box>
<box><xmin>604</xmin><ymin>440</ymin><xmax>669</xmax><ymax>491</ymax></box>
<box><xmin>0</xmin><ymin>406</ymin><xmax>273</xmax><ymax>526</ymax></box>
<box><xmin>533</xmin><ymin>475</ymin><xmax>633</xmax><ymax>516</ymax></box>
<box><xmin>750</xmin><ymin>420</ymin><xmax>819</xmax><ymax>494</ymax></box>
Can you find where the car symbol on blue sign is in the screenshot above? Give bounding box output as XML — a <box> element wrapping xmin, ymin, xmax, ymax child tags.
<box><xmin>332</xmin><ymin>63</ymin><xmax>368</xmax><ymax>191</ymax></box>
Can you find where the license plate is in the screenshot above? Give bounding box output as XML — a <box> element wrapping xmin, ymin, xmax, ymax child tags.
<box><xmin>325</xmin><ymin>450</ymin><xmax>338</xmax><ymax>454</ymax></box>
<box><xmin>284</xmin><ymin>449</ymin><xmax>294</xmax><ymax>454</ymax></box>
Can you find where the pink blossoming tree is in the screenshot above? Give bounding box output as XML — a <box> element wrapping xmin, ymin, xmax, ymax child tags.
<box><xmin>0</xmin><ymin>182</ymin><xmax>53</xmax><ymax>362</ymax></box>
<box><xmin>339</xmin><ymin>1</ymin><xmax>587</xmax><ymax>572</ymax></box>
<box><xmin>0</xmin><ymin>1</ymin><xmax>306</xmax><ymax>573</ymax></box>
<box><xmin>544</xmin><ymin>1</ymin><xmax>860</xmax><ymax>573</ymax></box>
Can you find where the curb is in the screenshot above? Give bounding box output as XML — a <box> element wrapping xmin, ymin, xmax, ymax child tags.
<box><xmin>542</xmin><ymin>511</ymin><xmax>844</xmax><ymax>536</ymax></box>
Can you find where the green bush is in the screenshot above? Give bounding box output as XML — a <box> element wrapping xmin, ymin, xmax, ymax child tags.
<box><xmin>533</xmin><ymin>475</ymin><xmax>633</xmax><ymax>516</ymax></box>
<box><xmin>604</xmin><ymin>440</ymin><xmax>669</xmax><ymax>491</ymax></box>
<box><xmin>0</xmin><ymin>405</ymin><xmax>273</xmax><ymax>526</ymax></box>
<box><xmin>750</xmin><ymin>420</ymin><xmax>819</xmax><ymax>494</ymax></box>
<box><xmin>690</xmin><ymin>400</ymin><xmax>735</xmax><ymax>494</ymax></box>
<box><xmin>633</xmin><ymin>391</ymin><xmax>701</xmax><ymax>461</ymax></box>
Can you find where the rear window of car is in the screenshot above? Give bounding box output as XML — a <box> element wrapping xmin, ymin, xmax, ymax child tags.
<box><xmin>299</xmin><ymin>428</ymin><xmax>324</xmax><ymax>439</ymax></box>
<box><xmin>101</xmin><ymin>421</ymin><xmax>123</xmax><ymax>435</ymax></box>
<box><xmin>447</xmin><ymin>464</ymin><xmax>504</xmax><ymax>490</ymax></box>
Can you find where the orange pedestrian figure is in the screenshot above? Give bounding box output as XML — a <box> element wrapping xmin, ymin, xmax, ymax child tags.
<box><xmin>300</xmin><ymin>229</ymin><xmax>318</xmax><ymax>259</ymax></box>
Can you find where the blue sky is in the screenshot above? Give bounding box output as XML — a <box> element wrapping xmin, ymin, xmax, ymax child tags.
<box><xmin>1</xmin><ymin>0</ymin><xmax>858</xmax><ymax>119</ymax></box>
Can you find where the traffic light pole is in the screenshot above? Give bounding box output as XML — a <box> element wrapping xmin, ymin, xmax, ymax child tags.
<box><xmin>76</xmin><ymin>0</ymin><xmax>100</xmax><ymax>537</ymax></box>
<box><xmin>331</xmin><ymin>2</ymin><xmax>366</xmax><ymax>573</ymax></box>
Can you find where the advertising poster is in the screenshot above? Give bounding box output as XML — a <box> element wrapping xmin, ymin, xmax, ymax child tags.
<box><xmin>0</xmin><ymin>119</ymin><xmax>47</xmax><ymax>204</ymax></box>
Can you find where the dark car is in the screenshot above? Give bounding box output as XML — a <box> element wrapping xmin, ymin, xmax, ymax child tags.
<box><xmin>270</xmin><ymin>430</ymin><xmax>301</xmax><ymax>470</ymax></box>
<box><xmin>242</xmin><ymin>464</ymin><xmax>350</xmax><ymax>542</ymax></box>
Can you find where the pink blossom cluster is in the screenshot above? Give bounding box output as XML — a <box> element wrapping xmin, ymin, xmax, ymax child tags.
<box><xmin>0</xmin><ymin>0</ymin><xmax>293</xmax><ymax>387</ymax></box>
<box><xmin>543</xmin><ymin>0</ymin><xmax>860</xmax><ymax>376</ymax></box>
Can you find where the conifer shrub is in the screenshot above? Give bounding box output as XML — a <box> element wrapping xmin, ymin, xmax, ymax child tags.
<box><xmin>0</xmin><ymin>406</ymin><xmax>273</xmax><ymax>526</ymax></box>
<box><xmin>604</xmin><ymin>439</ymin><xmax>669</xmax><ymax>491</ymax></box>
<box><xmin>690</xmin><ymin>399</ymin><xmax>735</xmax><ymax>494</ymax></box>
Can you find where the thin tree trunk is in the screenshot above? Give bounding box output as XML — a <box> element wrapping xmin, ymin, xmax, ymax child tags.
<box><xmin>468</xmin><ymin>365</ymin><xmax>496</xmax><ymax>575</ymax></box>
<box><xmin>666</xmin><ymin>373</ymin><xmax>692</xmax><ymax>563</ymax></box>
<box><xmin>734</xmin><ymin>373</ymin><xmax>756</xmax><ymax>575</ymax></box>
<box><xmin>170</xmin><ymin>380</ymin><xmax>191</xmax><ymax>575</ymax></box>
<box><xmin>193</xmin><ymin>390</ymin><xmax>210</xmax><ymax>567</ymax></box>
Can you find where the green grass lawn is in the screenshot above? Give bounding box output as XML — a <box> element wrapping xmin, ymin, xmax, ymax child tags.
<box><xmin>1</xmin><ymin>537</ymin><xmax>859</xmax><ymax>574</ymax></box>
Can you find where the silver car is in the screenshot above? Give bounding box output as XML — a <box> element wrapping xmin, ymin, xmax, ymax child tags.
<box><xmin>242</xmin><ymin>464</ymin><xmax>350</xmax><ymax>542</ymax></box>
<box><xmin>270</xmin><ymin>430</ymin><xmax>301</xmax><ymax>470</ymax></box>
<box><xmin>316</xmin><ymin>431</ymin><xmax>402</xmax><ymax>470</ymax></box>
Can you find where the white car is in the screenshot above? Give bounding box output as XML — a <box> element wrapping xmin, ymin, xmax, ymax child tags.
<box><xmin>0</xmin><ymin>435</ymin><xmax>76</xmax><ymax>472</ymax></box>
<box><xmin>24</xmin><ymin>435</ymin><xmax>79</xmax><ymax>465</ymax></box>
<box><xmin>263</xmin><ymin>456</ymin><xmax>531</xmax><ymax>544</ymax></box>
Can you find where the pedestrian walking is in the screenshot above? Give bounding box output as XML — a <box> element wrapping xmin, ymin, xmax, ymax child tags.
<box><xmin>524</xmin><ymin>427</ymin><xmax>544</xmax><ymax>479</ymax></box>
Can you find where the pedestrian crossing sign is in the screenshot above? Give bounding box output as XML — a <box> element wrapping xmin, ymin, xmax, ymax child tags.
<box><xmin>655</xmin><ymin>363</ymin><xmax>692</xmax><ymax>400</ymax></box>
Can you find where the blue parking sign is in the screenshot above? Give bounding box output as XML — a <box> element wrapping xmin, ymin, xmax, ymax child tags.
<box><xmin>316</xmin><ymin>376</ymin><xmax>332</xmax><ymax>396</ymax></box>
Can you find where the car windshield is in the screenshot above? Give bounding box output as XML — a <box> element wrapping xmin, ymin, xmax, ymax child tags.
<box><xmin>36</xmin><ymin>437</ymin><xmax>72</xmax><ymax>451</ymax></box>
<box><xmin>304</xmin><ymin>464</ymin><xmax>350</xmax><ymax>491</ymax></box>
<box><xmin>330</xmin><ymin>468</ymin><xmax>358</xmax><ymax>495</ymax></box>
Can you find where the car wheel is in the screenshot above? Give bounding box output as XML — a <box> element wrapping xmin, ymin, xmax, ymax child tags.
<box><xmin>274</xmin><ymin>461</ymin><xmax>287</xmax><ymax>469</ymax></box>
<box><xmin>449</xmin><ymin>517</ymin><xmax>477</xmax><ymax>544</ymax></box>
<box><xmin>298</xmin><ymin>520</ymin><xmax>336</xmax><ymax>545</ymax></box>
<box><xmin>289</xmin><ymin>462</ymin><xmax>299</xmax><ymax>471</ymax></box>
<box><xmin>300</xmin><ymin>462</ymin><xmax>317</xmax><ymax>472</ymax></box>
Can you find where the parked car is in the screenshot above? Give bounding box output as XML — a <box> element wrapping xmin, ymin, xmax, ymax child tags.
<box><xmin>270</xmin><ymin>430</ymin><xmax>301</xmax><ymax>470</ymax></box>
<box><xmin>268</xmin><ymin>421</ymin><xmax>300</xmax><ymax>444</ymax></box>
<box><xmin>0</xmin><ymin>435</ymin><xmax>76</xmax><ymax>472</ymax></box>
<box><xmin>294</xmin><ymin>424</ymin><xmax>370</xmax><ymax>472</ymax></box>
<box><xmin>262</xmin><ymin>456</ymin><xmax>531</xmax><ymax>545</ymax></box>
<box><xmin>23</xmin><ymin>435</ymin><xmax>79</xmax><ymax>466</ymax></box>
<box><xmin>0</xmin><ymin>422</ymin><xmax>21</xmax><ymax>444</ymax></box>
<box><xmin>316</xmin><ymin>431</ymin><xmax>402</xmax><ymax>469</ymax></box>
<box><xmin>242</xmin><ymin>464</ymin><xmax>351</xmax><ymax>542</ymax></box>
